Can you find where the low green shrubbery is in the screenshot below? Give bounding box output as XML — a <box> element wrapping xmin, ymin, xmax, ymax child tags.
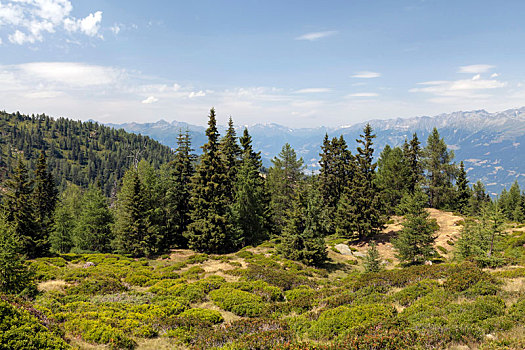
<box><xmin>64</xmin><ymin>319</ymin><xmax>136</xmax><ymax>349</ymax></box>
<box><xmin>179</xmin><ymin>308</ymin><xmax>223</xmax><ymax>324</ymax></box>
<box><xmin>209</xmin><ymin>287</ymin><xmax>265</xmax><ymax>317</ymax></box>
<box><xmin>392</xmin><ymin>279</ymin><xmax>439</xmax><ymax>306</ymax></box>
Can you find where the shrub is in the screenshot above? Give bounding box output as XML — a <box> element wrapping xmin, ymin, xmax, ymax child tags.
<box><xmin>392</xmin><ymin>279</ymin><xmax>439</xmax><ymax>306</ymax></box>
<box><xmin>64</xmin><ymin>319</ymin><xmax>136</xmax><ymax>349</ymax></box>
<box><xmin>309</xmin><ymin>303</ymin><xmax>396</xmax><ymax>340</ymax></box>
<box><xmin>179</xmin><ymin>308</ymin><xmax>223</xmax><ymax>324</ymax></box>
<box><xmin>0</xmin><ymin>300</ymin><xmax>70</xmax><ymax>350</ymax></box>
<box><xmin>443</xmin><ymin>263</ymin><xmax>495</xmax><ymax>293</ymax></box>
<box><xmin>69</xmin><ymin>274</ymin><xmax>128</xmax><ymax>295</ymax></box>
<box><xmin>209</xmin><ymin>287</ymin><xmax>265</xmax><ymax>317</ymax></box>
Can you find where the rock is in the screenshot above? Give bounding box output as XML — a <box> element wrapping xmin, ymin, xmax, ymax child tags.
<box><xmin>352</xmin><ymin>251</ymin><xmax>366</xmax><ymax>258</ymax></box>
<box><xmin>334</xmin><ymin>244</ymin><xmax>353</xmax><ymax>256</ymax></box>
<box><xmin>424</xmin><ymin>260</ymin><xmax>433</xmax><ymax>266</ymax></box>
<box><xmin>83</xmin><ymin>262</ymin><xmax>96</xmax><ymax>268</ymax></box>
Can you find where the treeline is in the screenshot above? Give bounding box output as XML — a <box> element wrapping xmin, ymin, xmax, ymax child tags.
<box><xmin>0</xmin><ymin>111</ymin><xmax>174</xmax><ymax>195</ymax></box>
<box><xmin>2</xmin><ymin>108</ymin><xmax>525</xmax><ymax>272</ymax></box>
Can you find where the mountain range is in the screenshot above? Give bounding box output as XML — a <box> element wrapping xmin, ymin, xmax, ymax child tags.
<box><xmin>106</xmin><ymin>107</ymin><xmax>525</xmax><ymax>195</ymax></box>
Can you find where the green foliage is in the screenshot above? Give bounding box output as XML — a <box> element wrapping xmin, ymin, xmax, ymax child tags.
<box><xmin>375</xmin><ymin>145</ymin><xmax>411</xmax><ymax>214</ymax></box>
<box><xmin>0</xmin><ymin>300</ymin><xmax>70</xmax><ymax>350</ymax></box>
<box><xmin>65</xmin><ymin>319</ymin><xmax>136</xmax><ymax>349</ymax></box>
<box><xmin>309</xmin><ymin>303</ymin><xmax>396</xmax><ymax>340</ymax></box>
<box><xmin>179</xmin><ymin>308</ymin><xmax>224</xmax><ymax>324</ymax></box>
<box><xmin>422</xmin><ymin>127</ymin><xmax>457</xmax><ymax>209</ymax></box>
<box><xmin>209</xmin><ymin>287</ymin><xmax>265</xmax><ymax>317</ymax></box>
<box><xmin>186</xmin><ymin>108</ymin><xmax>239</xmax><ymax>253</ymax></box>
<box><xmin>363</xmin><ymin>242</ymin><xmax>382</xmax><ymax>273</ymax></box>
<box><xmin>392</xmin><ymin>279</ymin><xmax>439</xmax><ymax>306</ymax></box>
<box><xmin>72</xmin><ymin>186</ymin><xmax>113</xmax><ymax>253</ymax></box>
<box><xmin>393</xmin><ymin>190</ymin><xmax>439</xmax><ymax>264</ymax></box>
<box><xmin>0</xmin><ymin>216</ymin><xmax>36</xmax><ymax>296</ymax></box>
<box><xmin>455</xmin><ymin>161</ymin><xmax>470</xmax><ymax>214</ymax></box>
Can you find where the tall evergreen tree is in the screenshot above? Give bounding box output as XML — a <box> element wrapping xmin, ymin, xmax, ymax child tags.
<box><xmin>318</xmin><ymin>135</ymin><xmax>354</xmax><ymax>229</ymax></box>
<box><xmin>455</xmin><ymin>161</ymin><xmax>470</xmax><ymax>214</ymax></box>
<box><xmin>336</xmin><ymin>124</ymin><xmax>384</xmax><ymax>240</ymax></box>
<box><xmin>186</xmin><ymin>108</ymin><xmax>237</xmax><ymax>253</ymax></box>
<box><xmin>165</xmin><ymin>130</ymin><xmax>196</xmax><ymax>248</ymax></box>
<box><xmin>402</xmin><ymin>133</ymin><xmax>424</xmax><ymax>194</ymax></box>
<box><xmin>279</xmin><ymin>179</ymin><xmax>327</xmax><ymax>266</ymax></box>
<box><xmin>220</xmin><ymin>116</ymin><xmax>242</xmax><ymax>203</ymax></box>
<box><xmin>422</xmin><ymin>128</ymin><xmax>456</xmax><ymax>208</ymax></box>
<box><xmin>267</xmin><ymin>143</ymin><xmax>305</xmax><ymax>231</ymax></box>
<box><xmin>50</xmin><ymin>202</ymin><xmax>75</xmax><ymax>254</ymax></box>
<box><xmin>375</xmin><ymin>145</ymin><xmax>411</xmax><ymax>214</ymax></box>
<box><xmin>114</xmin><ymin>167</ymin><xmax>157</xmax><ymax>257</ymax></box>
<box><xmin>2</xmin><ymin>157</ymin><xmax>39</xmax><ymax>258</ymax></box>
<box><xmin>364</xmin><ymin>242</ymin><xmax>382</xmax><ymax>273</ymax></box>
<box><xmin>73</xmin><ymin>186</ymin><xmax>113</xmax><ymax>253</ymax></box>
<box><xmin>393</xmin><ymin>190</ymin><xmax>439</xmax><ymax>265</ymax></box>
<box><xmin>32</xmin><ymin>151</ymin><xmax>58</xmax><ymax>256</ymax></box>
<box><xmin>231</xmin><ymin>133</ymin><xmax>269</xmax><ymax>247</ymax></box>
<box><xmin>469</xmin><ymin>180</ymin><xmax>490</xmax><ymax>217</ymax></box>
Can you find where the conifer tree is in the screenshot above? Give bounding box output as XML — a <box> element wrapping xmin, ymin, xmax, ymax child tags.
<box><xmin>455</xmin><ymin>161</ymin><xmax>470</xmax><ymax>214</ymax></box>
<box><xmin>422</xmin><ymin>128</ymin><xmax>457</xmax><ymax>209</ymax></box>
<box><xmin>231</xmin><ymin>129</ymin><xmax>269</xmax><ymax>246</ymax></box>
<box><xmin>73</xmin><ymin>186</ymin><xmax>113</xmax><ymax>253</ymax></box>
<box><xmin>279</xmin><ymin>179</ymin><xmax>327</xmax><ymax>266</ymax></box>
<box><xmin>165</xmin><ymin>130</ymin><xmax>196</xmax><ymax>248</ymax></box>
<box><xmin>469</xmin><ymin>180</ymin><xmax>490</xmax><ymax>216</ymax></box>
<box><xmin>336</xmin><ymin>124</ymin><xmax>384</xmax><ymax>240</ymax></box>
<box><xmin>318</xmin><ymin>135</ymin><xmax>354</xmax><ymax>229</ymax></box>
<box><xmin>0</xmin><ymin>214</ymin><xmax>35</xmax><ymax>296</ymax></box>
<box><xmin>267</xmin><ymin>143</ymin><xmax>305</xmax><ymax>231</ymax></box>
<box><xmin>364</xmin><ymin>242</ymin><xmax>382</xmax><ymax>273</ymax></box>
<box><xmin>393</xmin><ymin>190</ymin><xmax>439</xmax><ymax>265</ymax></box>
<box><xmin>402</xmin><ymin>133</ymin><xmax>423</xmax><ymax>194</ymax></box>
<box><xmin>2</xmin><ymin>157</ymin><xmax>39</xmax><ymax>258</ymax></box>
<box><xmin>50</xmin><ymin>202</ymin><xmax>75</xmax><ymax>253</ymax></box>
<box><xmin>32</xmin><ymin>151</ymin><xmax>58</xmax><ymax>256</ymax></box>
<box><xmin>375</xmin><ymin>145</ymin><xmax>410</xmax><ymax>214</ymax></box>
<box><xmin>500</xmin><ymin>181</ymin><xmax>524</xmax><ymax>222</ymax></box>
<box><xmin>114</xmin><ymin>167</ymin><xmax>157</xmax><ymax>257</ymax></box>
<box><xmin>186</xmin><ymin>108</ymin><xmax>237</xmax><ymax>253</ymax></box>
<box><xmin>220</xmin><ymin>116</ymin><xmax>242</xmax><ymax>203</ymax></box>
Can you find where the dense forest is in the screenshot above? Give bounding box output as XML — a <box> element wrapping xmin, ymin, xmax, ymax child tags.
<box><xmin>1</xmin><ymin>108</ymin><xmax>525</xmax><ymax>349</ymax></box>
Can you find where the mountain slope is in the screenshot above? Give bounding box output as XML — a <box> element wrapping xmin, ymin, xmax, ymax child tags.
<box><xmin>0</xmin><ymin>111</ymin><xmax>174</xmax><ymax>195</ymax></box>
<box><xmin>107</xmin><ymin>107</ymin><xmax>525</xmax><ymax>194</ymax></box>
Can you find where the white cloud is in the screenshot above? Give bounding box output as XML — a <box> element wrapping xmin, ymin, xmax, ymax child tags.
<box><xmin>491</xmin><ymin>73</ymin><xmax>499</xmax><ymax>78</ymax></box>
<box><xmin>17</xmin><ymin>62</ymin><xmax>123</xmax><ymax>87</ymax></box>
<box><xmin>110</xmin><ymin>24</ymin><xmax>120</xmax><ymax>35</ymax></box>
<box><xmin>0</xmin><ymin>0</ymin><xmax>103</xmax><ymax>45</ymax></box>
<box><xmin>411</xmin><ymin>77</ymin><xmax>506</xmax><ymax>100</ymax></box>
<box><xmin>295</xmin><ymin>88</ymin><xmax>331</xmax><ymax>94</ymax></box>
<box><xmin>347</xmin><ymin>92</ymin><xmax>379</xmax><ymax>97</ymax></box>
<box><xmin>295</xmin><ymin>30</ymin><xmax>337</xmax><ymax>41</ymax></box>
<box><xmin>458</xmin><ymin>64</ymin><xmax>495</xmax><ymax>74</ymax></box>
<box><xmin>141</xmin><ymin>96</ymin><xmax>158</xmax><ymax>104</ymax></box>
<box><xmin>351</xmin><ymin>71</ymin><xmax>381</xmax><ymax>78</ymax></box>
<box><xmin>188</xmin><ymin>90</ymin><xmax>206</xmax><ymax>98</ymax></box>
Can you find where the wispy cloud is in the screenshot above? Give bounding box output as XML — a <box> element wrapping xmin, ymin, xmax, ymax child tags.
<box><xmin>295</xmin><ymin>88</ymin><xmax>331</xmax><ymax>94</ymax></box>
<box><xmin>351</xmin><ymin>71</ymin><xmax>381</xmax><ymax>78</ymax></box>
<box><xmin>458</xmin><ymin>64</ymin><xmax>495</xmax><ymax>74</ymax></box>
<box><xmin>141</xmin><ymin>96</ymin><xmax>158</xmax><ymax>104</ymax></box>
<box><xmin>0</xmin><ymin>0</ymin><xmax>103</xmax><ymax>45</ymax></box>
<box><xmin>295</xmin><ymin>30</ymin><xmax>337</xmax><ymax>41</ymax></box>
<box><xmin>411</xmin><ymin>77</ymin><xmax>506</xmax><ymax>100</ymax></box>
<box><xmin>347</xmin><ymin>92</ymin><xmax>379</xmax><ymax>97</ymax></box>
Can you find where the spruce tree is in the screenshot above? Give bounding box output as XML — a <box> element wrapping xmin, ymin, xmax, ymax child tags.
<box><xmin>279</xmin><ymin>180</ymin><xmax>327</xmax><ymax>266</ymax></box>
<box><xmin>336</xmin><ymin>124</ymin><xmax>384</xmax><ymax>240</ymax></box>
<box><xmin>165</xmin><ymin>130</ymin><xmax>196</xmax><ymax>248</ymax></box>
<box><xmin>422</xmin><ymin>128</ymin><xmax>457</xmax><ymax>209</ymax></box>
<box><xmin>186</xmin><ymin>108</ymin><xmax>237</xmax><ymax>253</ymax></box>
<box><xmin>114</xmin><ymin>167</ymin><xmax>157</xmax><ymax>257</ymax></box>
<box><xmin>0</xmin><ymin>214</ymin><xmax>35</xmax><ymax>296</ymax></box>
<box><xmin>231</xmin><ymin>129</ymin><xmax>269</xmax><ymax>246</ymax></box>
<box><xmin>267</xmin><ymin>143</ymin><xmax>305</xmax><ymax>231</ymax></box>
<box><xmin>402</xmin><ymin>133</ymin><xmax>423</xmax><ymax>194</ymax></box>
<box><xmin>364</xmin><ymin>242</ymin><xmax>382</xmax><ymax>273</ymax></box>
<box><xmin>73</xmin><ymin>186</ymin><xmax>113</xmax><ymax>253</ymax></box>
<box><xmin>50</xmin><ymin>202</ymin><xmax>75</xmax><ymax>253</ymax></box>
<box><xmin>468</xmin><ymin>180</ymin><xmax>490</xmax><ymax>216</ymax></box>
<box><xmin>220</xmin><ymin>116</ymin><xmax>242</xmax><ymax>203</ymax></box>
<box><xmin>393</xmin><ymin>190</ymin><xmax>439</xmax><ymax>265</ymax></box>
<box><xmin>2</xmin><ymin>157</ymin><xmax>39</xmax><ymax>258</ymax></box>
<box><xmin>455</xmin><ymin>161</ymin><xmax>470</xmax><ymax>214</ymax></box>
<box><xmin>375</xmin><ymin>145</ymin><xmax>411</xmax><ymax>214</ymax></box>
<box><xmin>32</xmin><ymin>151</ymin><xmax>58</xmax><ymax>256</ymax></box>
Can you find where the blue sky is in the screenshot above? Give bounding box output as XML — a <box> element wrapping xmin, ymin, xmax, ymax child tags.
<box><xmin>1</xmin><ymin>0</ymin><xmax>525</xmax><ymax>127</ymax></box>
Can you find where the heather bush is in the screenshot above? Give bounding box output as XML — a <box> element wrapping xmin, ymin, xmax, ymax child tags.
<box><xmin>179</xmin><ymin>308</ymin><xmax>224</xmax><ymax>324</ymax></box>
<box><xmin>209</xmin><ymin>287</ymin><xmax>265</xmax><ymax>317</ymax></box>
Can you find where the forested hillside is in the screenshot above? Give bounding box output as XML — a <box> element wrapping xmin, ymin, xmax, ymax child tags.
<box><xmin>0</xmin><ymin>111</ymin><xmax>174</xmax><ymax>195</ymax></box>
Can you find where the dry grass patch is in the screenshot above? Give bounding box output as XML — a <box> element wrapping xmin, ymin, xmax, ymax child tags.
<box><xmin>38</xmin><ymin>279</ymin><xmax>68</xmax><ymax>293</ymax></box>
<box><xmin>194</xmin><ymin>301</ymin><xmax>241</xmax><ymax>323</ymax></box>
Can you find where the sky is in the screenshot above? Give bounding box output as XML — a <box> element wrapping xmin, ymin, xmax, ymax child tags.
<box><xmin>2</xmin><ymin>0</ymin><xmax>525</xmax><ymax>127</ymax></box>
